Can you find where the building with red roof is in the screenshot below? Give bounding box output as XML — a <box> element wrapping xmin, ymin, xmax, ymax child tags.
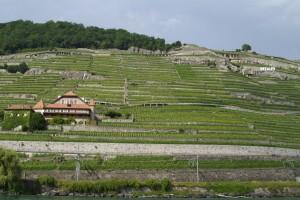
<box><xmin>5</xmin><ymin>91</ymin><xmax>97</xmax><ymax>125</ymax></box>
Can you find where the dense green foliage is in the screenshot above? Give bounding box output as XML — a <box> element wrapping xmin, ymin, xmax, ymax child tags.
<box><xmin>29</xmin><ymin>112</ymin><xmax>47</xmax><ymax>131</ymax></box>
<box><xmin>2</xmin><ymin>110</ymin><xmax>31</xmax><ymax>130</ymax></box>
<box><xmin>105</xmin><ymin>110</ymin><xmax>122</xmax><ymax>118</ymax></box>
<box><xmin>58</xmin><ymin>178</ymin><xmax>171</xmax><ymax>193</ymax></box>
<box><xmin>0</xmin><ymin>62</ymin><xmax>29</xmax><ymax>74</ymax></box>
<box><xmin>0</xmin><ymin>20</ymin><xmax>181</xmax><ymax>54</ymax></box>
<box><xmin>176</xmin><ymin>181</ymin><xmax>300</xmax><ymax>195</ymax></box>
<box><xmin>242</xmin><ymin>43</ymin><xmax>252</xmax><ymax>51</ymax></box>
<box><xmin>37</xmin><ymin>175</ymin><xmax>57</xmax><ymax>187</ymax></box>
<box><xmin>0</xmin><ymin>148</ymin><xmax>22</xmax><ymax>192</ymax></box>
<box><xmin>50</xmin><ymin>117</ymin><xmax>75</xmax><ymax>125</ymax></box>
<box><xmin>0</xmin><ymin>110</ymin><xmax>3</xmax><ymax>121</ymax></box>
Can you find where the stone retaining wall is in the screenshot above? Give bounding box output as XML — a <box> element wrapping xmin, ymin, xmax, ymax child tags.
<box><xmin>48</xmin><ymin>125</ymin><xmax>156</xmax><ymax>133</ymax></box>
<box><xmin>24</xmin><ymin>168</ymin><xmax>300</xmax><ymax>182</ymax></box>
<box><xmin>1</xmin><ymin>141</ymin><xmax>300</xmax><ymax>157</ymax></box>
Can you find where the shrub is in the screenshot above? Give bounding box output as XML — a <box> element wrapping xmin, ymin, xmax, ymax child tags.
<box><xmin>52</xmin><ymin>117</ymin><xmax>75</xmax><ymax>125</ymax></box>
<box><xmin>52</xmin><ymin>117</ymin><xmax>65</xmax><ymax>125</ymax></box>
<box><xmin>6</xmin><ymin>62</ymin><xmax>29</xmax><ymax>74</ymax></box>
<box><xmin>241</xmin><ymin>44</ymin><xmax>252</xmax><ymax>52</ymax></box>
<box><xmin>145</xmin><ymin>179</ymin><xmax>163</xmax><ymax>191</ymax></box>
<box><xmin>53</xmin><ymin>154</ymin><xmax>65</xmax><ymax>163</ymax></box>
<box><xmin>37</xmin><ymin>176</ymin><xmax>57</xmax><ymax>187</ymax></box>
<box><xmin>58</xmin><ymin>179</ymin><xmax>172</xmax><ymax>194</ymax></box>
<box><xmin>65</xmin><ymin>117</ymin><xmax>76</xmax><ymax>125</ymax></box>
<box><xmin>22</xmin><ymin>125</ymin><xmax>29</xmax><ymax>132</ymax></box>
<box><xmin>29</xmin><ymin>113</ymin><xmax>47</xmax><ymax>131</ymax></box>
<box><xmin>96</xmin><ymin>154</ymin><xmax>104</xmax><ymax>165</ymax></box>
<box><xmin>2</xmin><ymin>110</ymin><xmax>31</xmax><ymax>130</ymax></box>
<box><xmin>0</xmin><ymin>148</ymin><xmax>22</xmax><ymax>191</ymax></box>
<box><xmin>6</xmin><ymin>65</ymin><xmax>18</xmax><ymax>73</ymax></box>
<box><xmin>0</xmin><ymin>110</ymin><xmax>3</xmax><ymax>121</ymax></box>
<box><xmin>161</xmin><ymin>178</ymin><xmax>172</xmax><ymax>192</ymax></box>
<box><xmin>125</xmin><ymin>113</ymin><xmax>131</xmax><ymax>119</ymax></box>
<box><xmin>18</xmin><ymin>62</ymin><xmax>29</xmax><ymax>74</ymax></box>
<box><xmin>105</xmin><ymin>110</ymin><xmax>122</xmax><ymax>118</ymax></box>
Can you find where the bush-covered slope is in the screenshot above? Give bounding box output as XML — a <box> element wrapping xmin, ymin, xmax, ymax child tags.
<box><xmin>0</xmin><ymin>20</ymin><xmax>181</xmax><ymax>54</ymax></box>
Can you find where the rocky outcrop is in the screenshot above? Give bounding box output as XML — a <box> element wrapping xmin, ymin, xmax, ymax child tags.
<box><xmin>231</xmin><ymin>92</ymin><xmax>295</xmax><ymax>106</ymax></box>
<box><xmin>167</xmin><ymin>44</ymin><xmax>300</xmax><ymax>80</ymax></box>
<box><xmin>24</xmin><ymin>68</ymin><xmax>47</xmax><ymax>75</ymax></box>
<box><xmin>235</xmin><ymin>55</ymin><xmax>300</xmax><ymax>70</ymax></box>
<box><xmin>25</xmin><ymin>68</ymin><xmax>104</xmax><ymax>80</ymax></box>
<box><xmin>240</xmin><ymin>66</ymin><xmax>298</xmax><ymax>80</ymax></box>
<box><xmin>128</xmin><ymin>47</ymin><xmax>167</xmax><ymax>55</ymax></box>
<box><xmin>57</xmin><ymin>70</ymin><xmax>104</xmax><ymax>80</ymax></box>
<box><xmin>0</xmin><ymin>93</ymin><xmax>37</xmax><ymax>99</ymax></box>
<box><xmin>167</xmin><ymin>44</ymin><xmax>232</xmax><ymax>71</ymax></box>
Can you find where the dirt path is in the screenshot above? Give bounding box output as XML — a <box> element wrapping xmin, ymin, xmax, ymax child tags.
<box><xmin>0</xmin><ymin>141</ymin><xmax>300</xmax><ymax>157</ymax></box>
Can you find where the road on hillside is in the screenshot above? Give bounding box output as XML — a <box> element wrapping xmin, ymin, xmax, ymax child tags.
<box><xmin>0</xmin><ymin>141</ymin><xmax>300</xmax><ymax>157</ymax></box>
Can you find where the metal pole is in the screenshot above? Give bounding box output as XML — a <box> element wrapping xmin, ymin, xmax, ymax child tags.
<box><xmin>196</xmin><ymin>155</ymin><xmax>199</xmax><ymax>182</ymax></box>
<box><xmin>75</xmin><ymin>154</ymin><xmax>80</xmax><ymax>181</ymax></box>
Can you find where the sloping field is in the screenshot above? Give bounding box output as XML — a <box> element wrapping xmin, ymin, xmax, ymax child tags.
<box><xmin>0</xmin><ymin>51</ymin><xmax>300</xmax><ymax>148</ymax></box>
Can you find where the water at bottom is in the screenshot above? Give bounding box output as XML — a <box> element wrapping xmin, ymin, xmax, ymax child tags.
<box><xmin>0</xmin><ymin>196</ymin><xmax>298</xmax><ymax>200</ymax></box>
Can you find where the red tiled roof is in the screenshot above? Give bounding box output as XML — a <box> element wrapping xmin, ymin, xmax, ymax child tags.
<box><xmin>45</xmin><ymin>103</ymin><xmax>91</xmax><ymax>110</ymax></box>
<box><xmin>89</xmin><ymin>99</ymin><xmax>96</xmax><ymax>106</ymax></box>
<box><xmin>62</xmin><ymin>91</ymin><xmax>78</xmax><ymax>97</ymax></box>
<box><xmin>33</xmin><ymin>100</ymin><xmax>45</xmax><ymax>109</ymax></box>
<box><xmin>6</xmin><ymin>104</ymin><xmax>32</xmax><ymax>110</ymax></box>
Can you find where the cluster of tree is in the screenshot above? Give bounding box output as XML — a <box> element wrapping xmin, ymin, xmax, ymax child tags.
<box><xmin>105</xmin><ymin>110</ymin><xmax>122</xmax><ymax>118</ymax></box>
<box><xmin>2</xmin><ymin>111</ymin><xmax>47</xmax><ymax>131</ymax></box>
<box><xmin>0</xmin><ymin>62</ymin><xmax>29</xmax><ymax>74</ymax></box>
<box><xmin>27</xmin><ymin>112</ymin><xmax>47</xmax><ymax>132</ymax></box>
<box><xmin>0</xmin><ymin>20</ymin><xmax>182</xmax><ymax>54</ymax></box>
<box><xmin>236</xmin><ymin>44</ymin><xmax>252</xmax><ymax>52</ymax></box>
<box><xmin>0</xmin><ymin>148</ymin><xmax>22</xmax><ymax>192</ymax></box>
<box><xmin>50</xmin><ymin>117</ymin><xmax>76</xmax><ymax>125</ymax></box>
<box><xmin>0</xmin><ymin>110</ymin><xmax>3</xmax><ymax>121</ymax></box>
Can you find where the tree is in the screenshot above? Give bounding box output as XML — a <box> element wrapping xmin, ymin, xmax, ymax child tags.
<box><xmin>6</xmin><ymin>62</ymin><xmax>29</xmax><ymax>74</ymax></box>
<box><xmin>241</xmin><ymin>44</ymin><xmax>252</xmax><ymax>51</ymax></box>
<box><xmin>29</xmin><ymin>112</ymin><xmax>47</xmax><ymax>131</ymax></box>
<box><xmin>0</xmin><ymin>110</ymin><xmax>3</xmax><ymax>121</ymax></box>
<box><xmin>18</xmin><ymin>62</ymin><xmax>29</xmax><ymax>74</ymax></box>
<box><xmin>0</xmin><ymin>20</ymin><xmax>179</xmax><ymax>53</ymax></box>
<box><xmin>0</xmin><ymin>148</ymin><xmax>22</xmax><ymax>191</ymax></box>
<box><xmin>6</xmin><ymin>65</ymin><xmax>18</xmax><ymax>73</ymax></box>
<box><xmin>105</xmin><ymin>110</ymin><xmax>122</xmax><ymax>118</ymax></box>
<box><xmin>52</xmin><ymin>117</ymin><xmax>65</xmax><ymax>125</ymax></box>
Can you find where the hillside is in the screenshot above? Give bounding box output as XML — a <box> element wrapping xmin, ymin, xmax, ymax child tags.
<box><xmin>0</xmin><ymin>44</ymin><xmax>300</xmax><ymax>149</ymax></box>
<box><xmin>0</xmin><ymin>20</ymin><xmax>181</xmax><ymax>54</ymax></box>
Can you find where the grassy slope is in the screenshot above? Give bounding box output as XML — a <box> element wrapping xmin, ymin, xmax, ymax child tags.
<box><xmin>0</xmin><ymin>51</ymin><xmax>300</xmax><ymax>148</ymax></box>
<box><xmin>21</xmin><ymin>154</ymin><xmax>300</xmax><ymax>170</ymax></box>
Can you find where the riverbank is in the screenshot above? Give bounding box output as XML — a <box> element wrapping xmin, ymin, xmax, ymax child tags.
<box><xmin>14</xmin><ymin>176</ymin><xmax>300</xmax><ymax>198</ymax></box>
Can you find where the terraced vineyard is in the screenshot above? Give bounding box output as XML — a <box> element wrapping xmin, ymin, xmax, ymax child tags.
<box><xmin>1</xmin><ymin>49</ymin><xmax>300</xmax><ymax>148</ymax></box>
